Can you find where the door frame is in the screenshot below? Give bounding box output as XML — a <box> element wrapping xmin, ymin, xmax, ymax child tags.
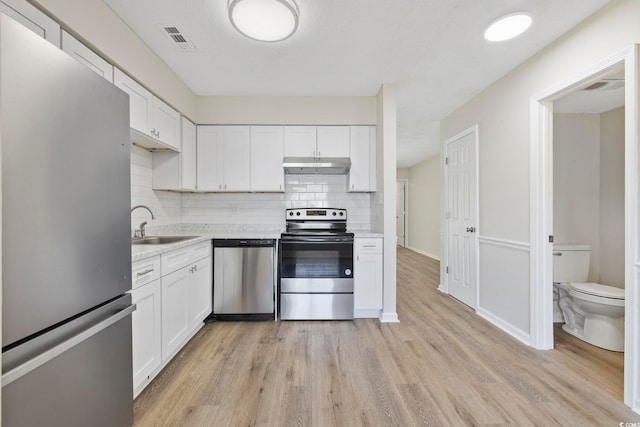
<box><xmin>530</xmin><ymin>45</ymin><xmax>639</xmax><ymax>409</ymax></box>
<box><xmin>441</xmin><ymin>124</ymin><xmax>480</xmax><ymax>311</ymax></box>
<box><xmin>396</xmin><ymin>179</ymin><xmax>409</xmax><ymax>247</ymax></box>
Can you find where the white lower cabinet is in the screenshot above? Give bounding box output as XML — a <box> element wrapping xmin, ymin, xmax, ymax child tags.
<box><xmin>354</xmin><ymin>237</ymin><xmax>383</xmax><ymax>318</ymax></box>
<box><xmin>130</xmin><ymin>240</ymin><xmax>212</xmax><ymax>397</ymax></box>
<box><xmin>161</xmin><ymin>266</ymin><xmax>191</xmax><ymax>362</ymax></box>
<box><xmin>131</xmin><ymin>279</ymin><xmax>161</xmax><ymax>397</ymax></box>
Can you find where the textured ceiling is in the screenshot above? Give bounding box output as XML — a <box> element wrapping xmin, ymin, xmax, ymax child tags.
<box><xmin>104</xmin><ymin>0</ymin><xmax>610</xmax><ymax>167</ymax></box>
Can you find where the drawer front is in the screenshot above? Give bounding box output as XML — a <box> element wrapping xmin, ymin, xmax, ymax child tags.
<box><xmin>132</xmin><ymin>256</ymin><xmax>161</xmax><ymax>289</ymax></box>
<box><xmin>354</xmin><ymin>238</ymin><xmax>382</xmax><ymax>254</ymax></box>
<box><xmin>190</xmin><ymin>240</ymin><xmax>212</xmax><ymax>261</ymax></box>
<box><xmin>161</xmin><ymin>248</ymin><xmax>191</xmax><ymax>276</ymax></box>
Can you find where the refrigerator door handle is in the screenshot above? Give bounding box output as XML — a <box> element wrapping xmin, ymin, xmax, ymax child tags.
<box><xmin>2</xmin><ymin>304</ymin><xmax>136</xmax><ymax>387</ymax></box>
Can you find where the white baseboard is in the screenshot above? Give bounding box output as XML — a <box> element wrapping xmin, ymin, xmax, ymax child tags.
<box><xmin>379</xmin><ymin>311</ymin><xmax>399</xmax><ymax>323</ymax></box>
<box><xmin>477</xmin><ymin>307</ymin><xmax>531</xmax><ymax>346</ymax></box>
<box><xmin>406</xmin><ymin>246</ymin><xmax>440</xmax><ymax>261</ymax></box>
<box><xmin>437</xmin><ymin>284</ymin><xmax>447</xmax><ymax>294</ymax></box>
<box><xmin>355</xmin><ymin>308</ymin><xmax>382</xmax><ymax>319</ymax></box>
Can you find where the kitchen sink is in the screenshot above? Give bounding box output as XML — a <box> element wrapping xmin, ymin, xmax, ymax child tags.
<box><xmin>131</xmin><ymin>236</ymin><xmax>199</xmax><ymax>245</ymax></box>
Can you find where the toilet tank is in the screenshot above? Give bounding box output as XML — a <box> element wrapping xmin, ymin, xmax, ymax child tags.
<box><xmin>553</xmin><ymin>244</ymin><xmax>591</xmax><ymax>283</ymax></box>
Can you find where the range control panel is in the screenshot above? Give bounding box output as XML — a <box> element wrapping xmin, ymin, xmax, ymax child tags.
<box><xmin>285</xmin><ymin>208</ymin><xmax>347</xmax><ymax>221</ymax></box>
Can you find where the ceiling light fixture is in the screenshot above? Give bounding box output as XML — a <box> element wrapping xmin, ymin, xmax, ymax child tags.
<box><xmin>228</xmin><ymin>0</ymin><xmax>299</xmax><ymax>43</ymax></box>
<box><xmin>484</xmin><ymin>13</ymin><xmax>532</xmax><ymax>42</ymax></box>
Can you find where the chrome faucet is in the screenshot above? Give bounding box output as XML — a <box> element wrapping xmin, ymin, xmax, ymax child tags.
<box><xmin>130</xmin><ymin>205</ymin><xmax>155</xmax><ymax>238</ymax></box>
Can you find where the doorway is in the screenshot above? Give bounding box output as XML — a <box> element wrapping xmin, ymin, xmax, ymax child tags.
<box><xmin>396</xmin><ymin>180</ymin><xmax>407</xmax><ymax>247</ymax></box>
<box><xmin>530</xmin><ymin>45</ymin><xmax>639</xmax><ymax>408</ymax></box>
<box><xmin>443</xmin><ymin>125</ymin><xmax>479</xmax><ymax>309</ymax></box>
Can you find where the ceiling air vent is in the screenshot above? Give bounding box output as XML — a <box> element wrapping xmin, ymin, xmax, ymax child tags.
<box><xmin>583</xmin><ymin>79</ymin><xmax>624</xmax><ymax>91</ymax></box>
<box><xmin>160</xmin><ymin>25</ymin><xmax>196</xmax><ymax>52</ymax></box>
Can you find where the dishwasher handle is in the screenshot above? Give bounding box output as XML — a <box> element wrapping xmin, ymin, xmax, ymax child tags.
<box><xmin>214</xmin><ymin>239</ymin><xmax>275</xmax><ymax>248</ymax></box>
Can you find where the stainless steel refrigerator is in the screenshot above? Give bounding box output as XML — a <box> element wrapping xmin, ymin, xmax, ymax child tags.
<box><xmin>1</xmin><ymin>15</ymin><xmax>135</xmax><ymax>427</ymax></box>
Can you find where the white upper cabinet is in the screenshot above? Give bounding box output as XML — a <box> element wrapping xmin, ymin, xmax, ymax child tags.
<box><xmin>284</xmin><ymin>126</ymin><xmax>316</xmax><ymax>157</ymax></box>
<box><xmin>61</xmin><ymin>31</ymin><xmax>113</xmax><ymax>81</ymax></box>
<box><xmin>197</xmin><ymin>126</ymin><xmax>251</xmax><ymax>192</ymax></box>
<box><xmin>317</xmin><ymin>126</ymin><xmax>350</xmax><ymax>158</ymax></box>
<box><xmin>196</xmin><ymin>126</ymin><xmax>223</xmax><ymax>191</ymax></box>
<box><xmin>284</xmin><ymin>126</ymin><xmax>350</xmax><ymax>158</ymax></box>
<box><xmin>1</xmin><ymin>0</ymin><xmax>60</xmax><ymax>47</ymax></box>
<box><xmin>348</xmin><ymin>126</ymin><xmax>377</xmax><ymax>192</ymax></box>
<box><xmin>251</xmin><ymin>126</ymin><xmax>284</xmax><ymax>192</ymax></box>
<box><xmin>152</xmin><ymin>117</ymin><xmax>197</xmax><ymax>191</ymax></box>
<box><xmin>113</xmin><ymin>68</ymin><xmax>180</xmax><ymax>151</ymax></box>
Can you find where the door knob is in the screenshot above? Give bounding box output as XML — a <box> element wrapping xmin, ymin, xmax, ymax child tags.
<box><xmin>466</xmin><ymin>227</ymin><xmax>476</xmax><ymax>233</ymax></box>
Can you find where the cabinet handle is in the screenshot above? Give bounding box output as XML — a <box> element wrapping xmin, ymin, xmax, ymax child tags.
<box><xmin>352</xmin><ymin>184</ymin><xmax>354</xmax><ymax>190</ymax></box>
<box><xmin>136</xmin><ymin>268</ymin><xmax>154</xmax><ymax>277</ymax></box>
<box><xmin>157</xmin><ymin>131</ymin><xmax>160</xmax><ymax>139</ymax></box>
<box><xmin>224</xmin><ymin>184</ymin><xmax>227</xmax><ymax>190</ymax></box>
<box><xmin>357</xmin><ymin>255</ymin><xmax>359</xmax><ymax>261</ymax></box>
<box><xmin>362</xmin><ymin>245</ymin><xmax>376</xmax><ymax>248</ymax></box>
<box><xmin>219</xmin><ymin>184</ymin><xmax>222</xmax><ymax>190</ymax></box>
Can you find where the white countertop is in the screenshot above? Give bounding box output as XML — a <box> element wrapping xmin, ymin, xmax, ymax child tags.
<box><xmin>131</xmin><ymin>225</ymin><xmax>382</xmax><ymax>261</ymax></box>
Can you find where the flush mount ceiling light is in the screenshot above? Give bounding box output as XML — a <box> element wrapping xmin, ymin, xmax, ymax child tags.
<box><xmin>228</xmin><ymin>0</ymin><xmax>299</xmax><ymax>42</ymax></box>
<box><xmin>484</xmin><ymin>13</ymin><xmax>533</xmax><ymax>42</ymax></box>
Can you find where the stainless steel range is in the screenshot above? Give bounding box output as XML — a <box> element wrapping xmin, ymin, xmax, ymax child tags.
<box><xmin>279</xmin><ymin>208</ymin><xmax>354</xmax><ymax>320</ymax></box>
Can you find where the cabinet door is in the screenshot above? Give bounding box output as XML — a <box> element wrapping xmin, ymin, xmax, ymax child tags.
<box><xmin>222</xmin><ymin>126</ymin><xmax>251</xmax><ymax>191</ymax></box>
<box><xmin>130</xmin><ymin>280</ymin><xmax>161</xmax><ymax>397</ymax></box>
<box><xmin>181</xmin><ymin>117</ymin><xmax>197</xmax><ymax>190</ymax></box>
<box><xmin>161</xmin><ymin>267</ymin><xmax>190</xmax><ymax>362</ymax></box>
<box><xmin>114</xmin><ymin>68</ymin><xmax>153</xmax><ymax>137</ymax></box>
<box><xmin>317</xmin><ymin>126</ymin><xmax>350</xmax><ymax>158</ymax></box>
<box><xmin>1</xmin><ymin>0</ymin><xmax>60</xmax><ymax>47</ymax></box>
<box><xmin>348</xmin><ymin>126</ymin><xmax>371</xmax><ymax>192</ymax></box>
<box><xmin>61</xmin><ymin>31</ymin><xmax>113</xmax><ymax>81</ymax></box>
<box><xmin>284</xmin><ymin>126</ymin><xmax>316</xmax><ymax>157</ymax></box>
<box><xmin>189</xmin><ymin>256</ymin><xmax>212</xmax><ymax>329</ymax></box>
<box><xmin>251</xmin><ymin>126</ymin><xmax>284</xmax><ymax>192</ymax></box>
<box><xmin>196</xmin><ymin>126</ymin><xmax>224</xmax><ymax>191</ymax></box>
<box><xmin>354</xmin><ymin>238</ymin><xmax>383</xmax><ymax>317</ymax></box>
<box><xmin>153</xmin><ymin>98</ymin><xmax>181</xmax><ymax>151</ymax></box>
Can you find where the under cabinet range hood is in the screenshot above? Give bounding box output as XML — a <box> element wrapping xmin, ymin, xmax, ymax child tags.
<box><xmin>283</xmin><ymin>157</ymin><xmax>351</xmax><ymax>175</ymax></box>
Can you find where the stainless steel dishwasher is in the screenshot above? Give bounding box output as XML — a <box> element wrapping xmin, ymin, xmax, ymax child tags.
<box><xmin>212</xmin><ymin>239</ymin><xmax>276</xmax><ymax>321</ymax></box>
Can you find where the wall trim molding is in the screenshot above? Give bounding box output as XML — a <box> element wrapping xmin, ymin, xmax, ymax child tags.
<box><xmin>477</xmin><ymin>235</ymin><xmax>530</xmax><ymax>252</ymax></box>
<box><xmin>379</xmin><ymin>311</ymin><xmax>399</xmax><ymax>323</ymax></box>
<box><xmin>406</xmin><ymin>246</ymin><xmax>440</xmax><ymax>261</ymax></box>
<box><xmin>477</xmin><ymin>307</ymin><xmax>531</xmax><ymax>347</ymax></box>
<box><xmin>355</xmin><ymin>309</ymin><xmax>382</xmax><ymax>319</ymax></box>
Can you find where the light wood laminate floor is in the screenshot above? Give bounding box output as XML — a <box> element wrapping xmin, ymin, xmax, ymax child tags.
<box><xmin>133</xmin><ymin>247</ymin><xmax>640</xmax><ymax>426</ymax></box>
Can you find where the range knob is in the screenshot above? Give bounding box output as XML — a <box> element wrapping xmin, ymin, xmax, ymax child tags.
<box><xmin>339</xmin><ymin>212</ymin><xmax>344</xmax><ymax>216</ymax></box>
<box><xmin>332</xmin><ymin>212</ymin><xmax>337</xmax><ymax>216</ymax></box>
<box><xmin>296</xmin><ymin>211</ymin><xmax>301</xmax><ymax>216</ymax></box>
<box><xmin>289</xmin><ymin>212</ymin><xmax>294</xmax><ymax>216</ymax></box>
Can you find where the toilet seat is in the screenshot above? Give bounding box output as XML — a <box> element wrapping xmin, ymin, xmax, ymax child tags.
<box><xmin>570</xmin><ymin>282</ymin><xmax>625</xmax><ymax>299</ymax></box>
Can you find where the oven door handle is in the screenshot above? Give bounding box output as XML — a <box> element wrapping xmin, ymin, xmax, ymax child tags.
<box><xmin>280</xmin><ymin>237</ymin><xmax>354</xmax><ymax>243</ymax></box>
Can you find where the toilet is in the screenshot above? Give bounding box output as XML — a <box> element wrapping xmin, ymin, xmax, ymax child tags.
<box><xmin>553</xmin><ymin>244</ymin><xmax>625</xmax><ymax>352</ymax></box>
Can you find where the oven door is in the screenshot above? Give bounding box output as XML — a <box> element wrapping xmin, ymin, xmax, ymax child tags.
<box><xmin>279</xmin><ymin>238</ymin><xmax>353</xmax><ymax>293</ymax></box>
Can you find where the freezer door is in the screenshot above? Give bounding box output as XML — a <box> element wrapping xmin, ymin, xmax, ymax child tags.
<box><xmin>2</xmin><ymin>295</ymin><xmax>135</xmax><ymax>427</ymax></box>
<box><xmin>1</xmin><ymin>16</ymin><xmax>132</xmax><ymax>346</ymax></box>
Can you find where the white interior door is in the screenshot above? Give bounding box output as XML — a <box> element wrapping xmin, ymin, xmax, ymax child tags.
<box><xmin>446</xmin><ymin>131</ymin><xmax>477</xmax><ymax>308</ymax></box>
<box><xmin>396</xmin><ymin>181</ymin><xmax>406</xmax><ymax>247</ymax></box>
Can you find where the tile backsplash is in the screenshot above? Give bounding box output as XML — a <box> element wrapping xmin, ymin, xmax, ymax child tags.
<box><xmin>130</xmin><ymin>146</ymin><xmax>372</xmax><ymax>233</ymax></box>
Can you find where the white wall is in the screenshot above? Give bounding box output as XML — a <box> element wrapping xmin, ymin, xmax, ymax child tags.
<box><xmin>130</xmin><ymin>146</ymin><xmax>372</xmax><ymax>232</ymax></box>
<box><xmin>396</xmin><ymin>168</ymin><xmax>409</xmax><ymax>180</ymax></box>
<box><xmin>197</xmin><ymin>96</ymin><xmax>376</xmax><ymax>125</ymax></box>
<box><xmin>375</xmin><ymin>84</ymin><xmax>398</xmax><ymax>322</ymax></box>
<box><xmin>130</xmin><ymin>146</ymin><xmax>181</xmax><ymax>233</ymax></box>
<box><xmin>600</xmin><ymin>107</ymin><xmax>625</xmax><ymax>287</ymax></box>
<box><xmin>440</xmin><ymin>0</ymin><xmax>640</xmax><ymax>339</ymax></box>
<box><xmin>407</xmin><ymin>156</ymin><xmax>441</xmax><ymax>260</ymax></box>
<box><xmin>181</xmin><ymin>175</ymin><xmax>372</xmax><ymax>230</ymax></box>
<box><xmin>553</xmin><ymin>113</ymin><xmax>601</xmax><ymax>282</ymax></box>
<box><xmin>553</xmin><ymin>108</ymin><xmax>625</xmax><ymax>287</ymax></box>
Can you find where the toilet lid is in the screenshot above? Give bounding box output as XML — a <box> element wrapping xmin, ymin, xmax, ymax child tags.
<box><xmin>570</xmin><ymin>282</ymin><xmax>625</xmax><ymax>299</ymax></box>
